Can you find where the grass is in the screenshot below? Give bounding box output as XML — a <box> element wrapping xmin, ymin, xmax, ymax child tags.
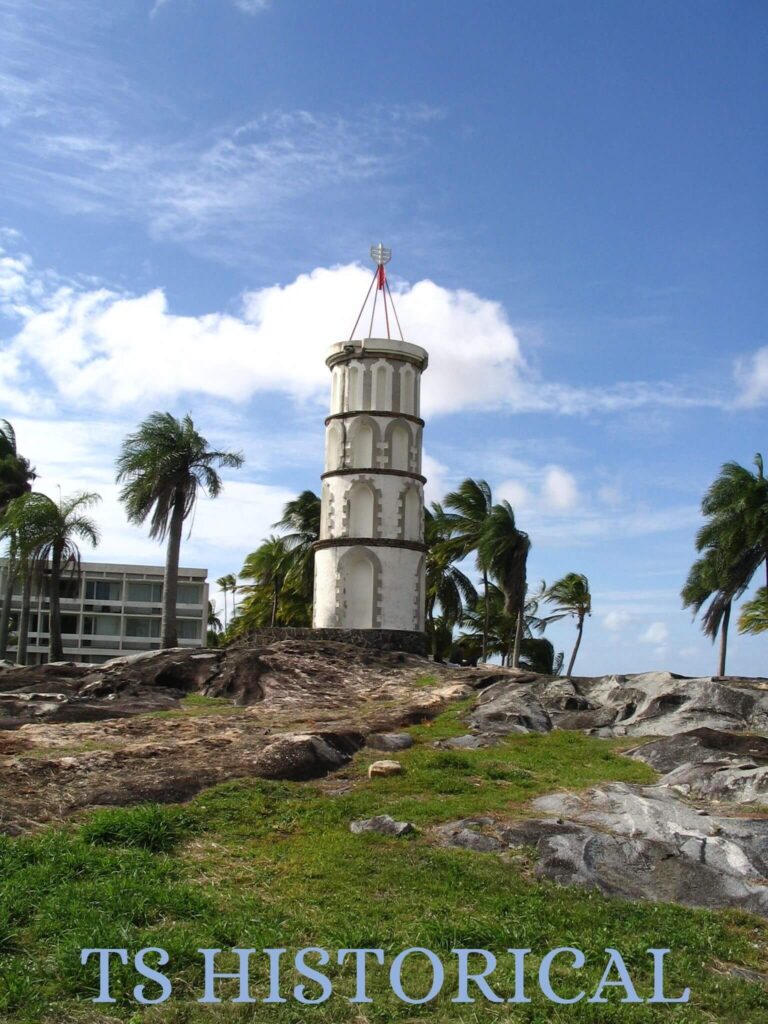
<box><xmin>0</xmin><ymin>700</ymin><xmax>766</xmax><ymax>1023</ymax></box>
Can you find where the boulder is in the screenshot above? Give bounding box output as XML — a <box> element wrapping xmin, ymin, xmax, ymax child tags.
<box><xmin>368</xmin><ymin>760</ymin><xmax>403</xmax><ymax>778</ymax></box>
<box><xmin>350</xmin><ymin>815</ymin><xmax>415</xmax><ymax>837</ymax></box>
<box><xmin>366</xmin><ymin>733</ymin><xmax>413</xmax><ymax>752</ymax></box>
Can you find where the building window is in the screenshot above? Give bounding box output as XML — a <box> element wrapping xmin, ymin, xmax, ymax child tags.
<box><xmin>176</xmin><ymin>583</ymin><xmax>202</xmax><ymax>605</ymax></box>
<box><xmin>82</xmin><ymin>615</ymin><xmax>121</xmax><ymax>637</ymax></box>
<box><xmin>85</xmin><ymin>580</ymin><xmax>122</xmax><ymax>602</ymax></box>
<box><xmin>125</xmin><ymin>617</ymin><xmax>161</xmax><ymax>638</ymax></box>
<box><xmin>178</xmin><ymin>618</ymin><xmax>201</xmax><ymax>640</ymax></box>
<box><xmin>126</xmin><ymin>581</ymin><xmax>163</xmax><ymax>603</ymax></box>
<box><xmin>61</xmin><ymin>614</ymin><xmax>79</xmax><ymax>634</ymax></box>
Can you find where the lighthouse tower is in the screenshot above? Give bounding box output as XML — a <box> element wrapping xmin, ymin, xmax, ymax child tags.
<box><xmin>313</xmin><ymin>246</ymin><xmax>428</xmax><ymax>643</ymax></box>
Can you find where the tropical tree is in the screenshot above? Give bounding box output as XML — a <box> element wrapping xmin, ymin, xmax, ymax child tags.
<box><xmin>457</xmin><ymin>582</ymin><xmax>561</xmax><ymax>672</ymax></box>
<box><xmin>207</xmin><ymin>599</ymin><xmax>223</xmax><ymax>647</ymax></box>
<box><xmin>441</xmin><ymin>479</ymin><xmax>494</xmax><ymax>661</ymax></box>
<box><xmin>424</xmin><ymin>504</ymin><xmax>477</xmax><ymax>660</ymax></box>
<box><xmin>116</xmin><ymin>413</ymin><xmax>244</xmax><ymax>648</ymax></box>
<box><xmin>481</xmin><ymin>500</ymin><xmax>531</xmax><ymax>668</ymax></box>
<box><xmin>544</xmin><ymin>572</ymin><xmax>592</xmax><ymax>676</ymax></box>
<box><xmin>216</xmin><ymin>573</ymin><xmax>237</xmax><ymax>630</ymax></box>
<box><xmin>738</xmin><ymin>587</ymin><xmax>768</xmax><ymax>636</ymax></box>
<box><xmin>0</xmin><ymin>420</ymin><xmax>36</xmax><ymax>511</ymax></box>
<box><xmin>697</xmin><ymin>453</ymin><xmax>768</xmax><ymax>593</ymax></box>
<box><xmin>238</xmin><ymin>536</ymin><xmax>292</xmax><ymax>628</ymax></box>
<box><xmin>272</xmin><ymin>490</ymin><xmax>321</xmax><ymax>620</ymax></box>
<box><xmin>27</xmin><ymin>492</ymin><xmax>100</xmax><ymax>662</ymax></box>
<box><xmin>0</xmin><ymin>421</ymin><xmax>36</xmax><ymax>656</ymax></box>
<box><xmin>682</xmin><ymin>548</ymin><xmax>736</xmax><ymax>676</ymax></box>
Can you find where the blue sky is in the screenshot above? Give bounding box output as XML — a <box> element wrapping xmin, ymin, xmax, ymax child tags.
<box><xmin>1</xmin><ymin>0</ymin><xmax>766</xmax><ymax>675</ymax></box>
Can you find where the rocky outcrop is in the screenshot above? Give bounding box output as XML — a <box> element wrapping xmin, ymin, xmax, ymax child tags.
<box><xmin>0</xmin><ymin>639</ymin><xmax>467</xmax><ymax>832</ymax></box>
<box><xmin>467</xmin><ymin>671</ymin><xmax>768</xmax><ymax>739</ymax></box>
<box><xmin>350</xmin><ymin>815</ymin><xmax>416</xmax><ymax>837</ymax></box>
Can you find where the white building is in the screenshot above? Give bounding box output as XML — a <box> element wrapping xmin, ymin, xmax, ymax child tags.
<box><xmin>313</xmin><ymin>250</ymin><xmax>429</xmax><ymax>636</ymax></box>
<box><xmin>0</xmin><ymin>560</ymin><xmax>209</xmax><ymax>665</ymax></box>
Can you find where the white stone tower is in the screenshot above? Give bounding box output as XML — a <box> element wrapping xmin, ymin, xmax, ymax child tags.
<box><xmin>313</xmin><ymin>246</ymin><xmax>428</xmax><ymax>638</ymax></box>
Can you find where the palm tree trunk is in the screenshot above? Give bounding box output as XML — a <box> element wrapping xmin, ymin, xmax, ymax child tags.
<box><xmin>270</xmin><ymin>581</ymin><xmax>280</xmax><ymax>627</ymax></box>
<box><xmin>0</xmin><ymin>553</ymin><xmax>18</xmax><ymax>660</ymax></box>
<box><xmin>482</xmin><ymin>569</ymin><xmax>489</xmax><ymax>662</ymax></box>
<box><xmin>718</xmin><ymin>601</ymin><xmax>731</xmax><ymax>677</ymax></box>
<box><xmin>566</xmin><ymin>616</ymin><xmax>584</xmax><ymax>677</ymax></box>
<box><xmin>511</xmin><ymin>604</ymin><xmax>524</xmax><ymax>668</ymax></box>
<box><xmin>48</xmin><ymin>542</ymin><xmax>64</xmax><ymax>662</ymax></box>
<box><xmin>161</xmin><ymin>490</ymin><xmax>185</xmax><ymax>648</ymax></box>
<box><xmin>223</xmin><ymin>586</ymin><xmax>228</xmax><ymax>631</ymax></box>
<box><xmin>16</xmin><ymin>569</ymin><xmax>32</xmax><ymax>665</ymax></box>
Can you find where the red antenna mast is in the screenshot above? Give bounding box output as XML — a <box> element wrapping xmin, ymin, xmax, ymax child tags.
<box><xmin>348</xmin><ymin>243</ymin><xmax>404</xmax><ymax>343</ymax></box>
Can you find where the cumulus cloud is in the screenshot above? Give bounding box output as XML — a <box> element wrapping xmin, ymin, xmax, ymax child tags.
<box><xmin>542</xmin><ymin>465</ymin><xmax>579</xmax><ymax>511</ymax></box>
<box><xmin>734</xmin><ymin>346</ymin><xmax>768</xmax><ymax>407</ymax></box>
<box><xmin>0</xmin><ymin>254</ymin><xmax>529</xmax><ymax>417</ymax></box>
<box><xmin>603</xmin><ymin>609</ymin><xmax>632</xmax><ymax>631</ymax></box>
<box><xmin>640</xmin><ymin>621</ymin><xmax>669</xmax><ymax>645</ymax></box>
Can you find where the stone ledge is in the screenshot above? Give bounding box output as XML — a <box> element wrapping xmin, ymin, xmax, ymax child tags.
<box><xmin>242</xmin><ymin>626</ymin><xmax>429</xmax><ymax>656</ymax></box>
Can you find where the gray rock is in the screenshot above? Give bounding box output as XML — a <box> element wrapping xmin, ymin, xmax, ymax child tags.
<box><xmin>350</xmin><ymin>815</ymin><xmax>415</xmax><ymax>837</ymax></box>
<box><xmin>435</xmin><ymin>820</ymin><xmax>505</xmax><ymax>853</ymax></box>
<box><xmin>532</xmin><ymin>783</ymin><xmax>768</xmax><ymax>882</ymax></box>
<box><xmin>367</xmin><ymin>732</ymin><xmax>414</xmax><ymax>752</ymax></box>
<box><xmin>470</xmin><ymin>682</ymin><xmax>552</xmax><ymax>736</ymax></box>
<box><xmin>533</xmin><ymin>827</ymin><xmax>768</xmax><ymax>918</ymax></box>
<box><xmin>435</xmin><ymin>735</ymin><xmax>487</xmax><ymax>750</ymax></box>
<box><xmin>661</xmin><ymin>760</ymin><xmax>768</xmax><ymax>805</ymax></box>
<box><xmin>626</xmin><ymin>728</ymin><xmax>768</xmax><ymax>773</ymax></box>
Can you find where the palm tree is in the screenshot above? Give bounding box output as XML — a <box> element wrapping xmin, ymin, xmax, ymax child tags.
<box><xmin>116</xmin><ymin>413</ymin><xmax>244</xmax><ymax>648</ymax></box>
<box><xmin>457</xmin><ymin>582</ymin><xmax>560</xmax><ymax>671</ymax></box>
<box><xmin>738</xmin><ymin>588</ymin><xmax>768</xmax><ymax>635</ymax></box>
<box><xmin>544</xmin><ymin>572</ymin><xmax>592</xmax><ymax>676</ymax></box>
<box><xmin>1</xmin><ymin>493</ymin><xmax>70</xmax><ymax>664</ymax></box>
<box><xmin>682</xmin><ymin>548</ymin><xmax>736</xmax><ymax>676</ymax></box>
<box><xmin>424</xmin><ymin>504</ymin><xmax>477</xmax><ymax>660</ymax></box>
<box><xmin>481</xmin><ymin>500</ymin><xmax>531</xmax><ymax>668</ymax></box>
<box><xmin>239</xmin><ymin>536</ymin><xmax>291</xmax><ymax>628</ymax></box>
<box><xmin>272</xmin><ymin>490</ymin><xmax>321</xmax><ymax>619</ymax></box>
<box><xmin>0</xmin><ymin>420</ymin><xmax>36</xmax><ymax>511</ymax></box>
<box><xmin>216</xmin><ymin>573</ymin><xmax>237</xmax><ymax>630</ymax></box>
<box><xmin>441</xmin><ymin>479</ymin><xmax>494</xmax><ymax>661</ymax></box>
<box><xmin>0</xmin><ymin>421</ymin><xmax>36</xmax><ymax>656</ymax></box>
<box><xmin>26</xmin><ymin>492</ymin><xmax>100</xmax><ymax>662</ymax></box>
<box><xmin>697</xmin><ymin>454</ymin><xmax>768</xmax><ymax>592</ymax></box>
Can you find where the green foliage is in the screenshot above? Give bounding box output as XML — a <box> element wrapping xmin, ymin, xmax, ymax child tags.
<box><xmin>0</xmin><ymin>419</ymin><xmax>36</xmax><ymax>512</ymax></box>
<box><xmin>232</xmin><ymin>492</ymin><xmax>321</xmax><ymax>633</ymax></box>
<box><xmin>81</xmin><ymin>804</ymin><xmax>199</xmax><ymax>853</ymax></box>
<box><xmin>739</xmin><ymin>587</ymin><xmax>768</xmax><ymax>635</ymax></box>
<box><xmin>1</xmin><ymin>710</ymin><xmax>766</xmax><ymax>1022</ymax></box>
<box><xmin>544</xmin><ymin>572</ymin><xmax>592</xmax><ymax>675</ymax></box>
<box><xmin>116</xmin><ymin>412</ymin><xmax>244</xmax><ymax>541</ymax></box>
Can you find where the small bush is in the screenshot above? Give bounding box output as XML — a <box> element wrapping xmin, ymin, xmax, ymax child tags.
<box><xmin>81</xmin><ymin>804</ymin><xmax>197</xmax><ymax>853</ymax></box>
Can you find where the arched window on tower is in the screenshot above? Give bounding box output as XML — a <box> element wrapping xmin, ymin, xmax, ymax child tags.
<box><xmin>342</xmin><ymin>550</ymin><xmax>376</xmax><ymax>628</ymax></box>
<box><xmin>348</xmin><ymin>483</ymin><xmax>375</xmax><ymax>537</ymax></box>
<box><xmin>404</xmin><ymin>487</ymin><xmax>421</xmax><ymax>541</ymax></box>
<box><xmin>373</xmin><ymin>362</ymin><xmax>391</xmax><ymax>412</ymax></box>
<box><xmin>346</xmin><ymin>364</ymin><xmax>362</xmax><ymax>411</ymax></box>
<box><xmin>400</xmin><ymin>365</ymin><xmax>415</xmax><ymax>415</ymax></box>
<box><xmin>390</xmin><ymin>423</ymin><xmax>410</xmax><ymax>472</ymax></box>
<box><xmin>331</xmin><ymin>368</ymin><xmax>342</xmax><ymax>414</ymax></box>
<box><xmin>349</xmin><ymin>421</ymin><xmax>374</xmax><ymax>469</ymax></box>
<box><xmin>325</xmin><ymin>421</ymin><xmax>343</xmax><ymax>470</ymax></box>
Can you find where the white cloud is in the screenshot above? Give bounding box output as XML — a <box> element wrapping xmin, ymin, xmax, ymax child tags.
<box><xmin>603</xmin><ymin>609</ymin><xmax>632</xmax><ymax>631</ymax></box>
<box><xmin>640</xmin><ymin>621</ymin><xmax>669</xmax><ymax>645</ymax></box>
<box><xmin>497</xmin><ymin>479</ymin><xmax>533</xmax><ymax>511</ymax></box>
<box><xmin>541</xmin><ymin>465</ymin><xmax>579</xmax><ymax>511</ymax></box>
<box><xmin>422</xmin><ymin>451</ymin><xmax>450</xmax><ymax>506</ymax></box>
<box><xmin>734</xmin><ymin>346</ymin><xmax>768</xmax><ymax>407</ymax></box>
<box><xmin>0</xmin><ymin>255</ymin><xmax>529</xmax><ymax>418</ymax></box>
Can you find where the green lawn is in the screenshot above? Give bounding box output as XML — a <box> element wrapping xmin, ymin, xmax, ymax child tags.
<box><xmin>1</xmin><ymin>701</ymin><xmax>766</xmax><ymax>1023</ymax></box>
